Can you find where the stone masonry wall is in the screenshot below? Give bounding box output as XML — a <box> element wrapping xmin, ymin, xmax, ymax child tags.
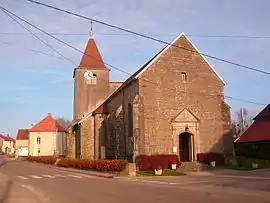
<box><xmin>122</xmin><ymin>81</ymin><xmax>140</xmax><ymax>161</ymax></box>
<box><xmin>138</xmin><ymin>35</ymin><xmax>225</xmax><ymax>156</ymax></box>
<box><xmin>66</xmin><ymin>129</ymin><xmax>75</xmax><ymax>159</ymax></box>
<box><xmin>94</xmin><ymin>114</ymin><xmax>107</xmax><ymax>159</ymax></box>
<box><xmin>81</xmin><ymin>116</ymin><xmax>95</xmax><ymax>159</ymax></box>
<box><xmin>105</xmin><ymin>91</ymin><xmax>125</xmax><ymax>159</ymax></box>
<box><xmin>222</xmin><ymin>102</ymin><xmax>234</xmax><ymax>155</ymax></box>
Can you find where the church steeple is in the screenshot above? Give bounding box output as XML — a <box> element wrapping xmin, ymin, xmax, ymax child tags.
<box><xmin>73</xmin><ymin>28</ymin><xmax>110</xmax><ymax>120</ymax></box>
<box><xmin>79</xmin><ymin>22</ymin><xmax>106</xmax><ymax>69</ymax></box>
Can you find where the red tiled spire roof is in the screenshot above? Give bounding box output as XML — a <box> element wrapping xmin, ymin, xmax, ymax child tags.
<box><xmin>29</xmin><ymin>113</ymin><xmax>67</xmax><ymax>133</ymax></box>
<box><xmin>79</xmin><ymin>38</ymin><xmax>107</xmax><ymax>69</ymax></box>
<box><xmin>16</xmin><ymin>129</ymin><xmax>29</xmax><ymax>140</ymax></box>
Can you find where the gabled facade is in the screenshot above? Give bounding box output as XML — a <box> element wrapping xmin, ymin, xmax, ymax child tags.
<box><xmin>29</xmin><ymin>113</ymin><xmax>67</xmax><ymax>156</ymax></box>
<box><xmin>0</xmin><ymin>134</ymin><xmax>15</xmax><ymax>155</ymax></box>
<box><xmin>15</xmin><ymin>129</ymin><xmax>29</xmax><ymax>157</ymax></box>
<box><xmin>68</xmin><ymin>33</ymin><xmax>232</xmax><ymax>162</ymax></box>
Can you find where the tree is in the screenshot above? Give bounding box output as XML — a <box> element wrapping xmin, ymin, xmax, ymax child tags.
<box><xmin>56</xmin><ymin>117</ymin><xmax>72</xmax><ymax>130</ymax></box>
<box><xmin>232</xmin><ymin>108</ymin><xmax>254</xmax><ymax>137</ymax></box>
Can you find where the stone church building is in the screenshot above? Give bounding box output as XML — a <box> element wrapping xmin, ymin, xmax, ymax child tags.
<box><xmin>67</xmin><ymin>32</ymin><xmax>232</xmax><ymax>162</ymax></box>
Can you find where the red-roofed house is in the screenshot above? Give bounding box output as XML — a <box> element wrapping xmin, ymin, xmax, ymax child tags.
<box><xmin>15</xmin><ymin>129</ymin><xmax>29</xmax><ymax>157</ymax></box>
<box><xmin>67</xmin><ymin>32</ymin><xmax>233</xmax><ymax>163</ymax></box>
<box><xmin>28</xmin><ymin>113</ymin><xmax>68</xmax><ymax>156</ymax></box>
<box><xmin>0</xmin><ymin>134</ymin><xmax>15</xmax><ymax>155</ymax></box>
<box><xmin>234</xmin><ymin>104</ymin><xmax>270</xmax><ymax>159</ymax></box>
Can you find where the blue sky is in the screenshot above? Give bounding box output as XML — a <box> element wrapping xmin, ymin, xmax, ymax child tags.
<box><xmin>0</xmin><ymin>0</ymin><xmax>270</xmax><ymax>137</ymax></box>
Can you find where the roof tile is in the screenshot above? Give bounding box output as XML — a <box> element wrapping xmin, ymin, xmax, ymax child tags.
<box><xmin>16</xmin><ymin>129</ymin><xmax>29</xmax><ymax>140</ymax></box>
<box><xmin>29</xmin><ymin>113</ymin><xmax>67</xmax><ymax>133</ymax></box>
<box><xmin>79</xmin><ymin>38</ymin><xmax>107</xmax><ymax>69</ymax></box>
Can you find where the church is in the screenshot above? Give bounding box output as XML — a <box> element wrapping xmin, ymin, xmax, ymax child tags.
<box><xmin>67</xmin><ymin>32</ymin><xmax>232</xmax><ymax>163</ymax></box>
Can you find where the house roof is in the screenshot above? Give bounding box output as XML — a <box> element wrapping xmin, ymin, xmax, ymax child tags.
<box><xmin>16</xmin><ymin>129</ymin><xmax>29</xmax><ymax>140</ymax></box>
<box><xmin>234</xmin><ymin>118</ymin><xmax>270</xmax><ymax>143</ymax></box>
<box><xmin>254</xmin><ymin>104</ymin><xmax>270</xmax><ymax>120</ymax></box>
<box><xmin>29</xmin><ymin>113</ymin><xmax>67</xmax><ymax>133</ymax></box>
<box><xmin>0</xmin><ymin>134</ymin><xmax>15</xmax><ymax>142</ymax></box>
<box><xmin>78</xmin><ymin>37</ymin><xmax>107</xmax><ymax>69</ymax></box>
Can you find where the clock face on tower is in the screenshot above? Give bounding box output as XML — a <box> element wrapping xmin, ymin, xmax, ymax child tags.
<box><xmin>84</xmin><ymin>71</ymin><xmax>94</xmax><ymax>80</ymax></box>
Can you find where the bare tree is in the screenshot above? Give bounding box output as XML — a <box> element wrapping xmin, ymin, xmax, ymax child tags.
<box><xmin>56</xmin><ymin>117</ymin><xmax>72</xmax><ymax>130</ymax></box>
<box><xmin>232</xmin><ymin>108</ymin><xmax>254</xmax><ymax>137</ymax></box>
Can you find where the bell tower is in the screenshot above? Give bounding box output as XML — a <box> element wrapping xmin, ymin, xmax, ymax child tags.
<box><xmin>73</xmin><ymin>31</ymin><xmax>109</xmax><ymax>120</ymax></box>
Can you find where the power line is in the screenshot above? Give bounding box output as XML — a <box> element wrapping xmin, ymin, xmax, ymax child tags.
<box><xmin>0</xmin><ymin>40</ymin><xmax>65</xmax><ymax>60</ymax></box>
<box><xmin>0</xmin><ymin>7</ymin><xmax>77</xmax><ymax>66</ymax></box>
<box><xmin>1</xmin><ymin>32</ymin><xmax>270</xmax><ymax>39</ymax></box>
<box><xmin>25</xmin><ymin>0</ymin><xmax>270</xmax><ymax>76</ymax></box>
<box><xmin>0</xmin><ymin>4</ymin><xmax>266</xmax><ymax>107</ymax></box>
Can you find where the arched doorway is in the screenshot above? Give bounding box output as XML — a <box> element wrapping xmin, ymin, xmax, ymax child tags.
<box><xmin>179</xmin><ymin>132</ymin><xmax>193</xmax><ymax>162</ymax></box>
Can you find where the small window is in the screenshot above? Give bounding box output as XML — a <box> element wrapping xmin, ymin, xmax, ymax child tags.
<box><xmin>37</xmin><ymin>137</ymin><xmax>41</xmax><ymax>145</ymax></box>
<box><xmin>181</xmin><ymin>72</ymin><xmax>187</xmax><ymax>83</ymax></box>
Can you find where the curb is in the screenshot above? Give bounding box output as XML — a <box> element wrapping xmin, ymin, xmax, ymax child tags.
<box><xmin>17</xmin><ymin>160</ymin><xmax>116</xmax><ymax>179</ymax></box>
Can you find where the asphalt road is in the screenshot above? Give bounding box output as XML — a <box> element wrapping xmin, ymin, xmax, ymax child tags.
<box><xmin>1</xmin><ymin>156</ymin><xmax>270</xmax><ymax>203</ymax></box>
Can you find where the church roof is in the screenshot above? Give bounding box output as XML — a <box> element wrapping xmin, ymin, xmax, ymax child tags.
<box><xmin>92</xmin><ymin>32</ymin><xmax>225</xmax><ymax>115</ymax></box>
<box><xmin>29</xmin><ymin>113</ymin><xmax>67</xmax><ymax>133</ymax></box>
<box><xmin>16</xmin><ymin>129</ymin><xmax>29</xmax><ymax>140</ymax></box>
<box><xmin>79</xmin><ymin>37</ymin><xmax>107</xmax><ymax>69</ymax></box>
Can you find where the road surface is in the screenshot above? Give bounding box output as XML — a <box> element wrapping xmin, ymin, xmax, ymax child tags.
<box><xmin>0</xmin><ymin>157</ymin><xmax>270</xmax><ymax>203</ymax></box>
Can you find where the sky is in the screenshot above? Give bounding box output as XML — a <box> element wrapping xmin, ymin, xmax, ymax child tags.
<box><xmin>0</xmin><ymin>0</ymin><xmax>270</xmax><ymax>137</ymax></box>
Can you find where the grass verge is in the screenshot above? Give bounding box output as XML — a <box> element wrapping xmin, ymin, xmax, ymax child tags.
<box><xmin>136</xmin><ymin>169</ymin><xmax>186</xmax><ymax>176</ymax></box>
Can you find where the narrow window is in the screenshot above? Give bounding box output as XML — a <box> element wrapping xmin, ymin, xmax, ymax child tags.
<box><xmin>181</xmin><ymin>72</ymin><xmax>187</xmax><ymax>83</ymax></box>
<box><xmin>37</xmin><ymin>137</ymin><xmax>41</xmax><ymax>145</ymax></box>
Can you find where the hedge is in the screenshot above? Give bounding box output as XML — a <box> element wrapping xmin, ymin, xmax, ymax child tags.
<box><xmin>57</xmin><ymin>159</ymin><xmax>127</xmax><ymax>172</ymax></box>
<box><xmin>26</xmin><ymin>156</ymin><xmax>56</xmax><ymax>165</ymax></box>
<box><xmin>25</xmin><ymin>156</ymin><xmax>127</xmax><ymax>172</ymax></box>
<box><xmin>136</xmin><ymin>155</ymin><xmax>180</xmax><ymax>171</ymax></box>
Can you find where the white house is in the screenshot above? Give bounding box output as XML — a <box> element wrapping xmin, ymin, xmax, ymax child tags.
<box><xmin>0</xmin><ymin>134</ymin><xmax>15</xmax><ymax>155</ymax></box>
<box><xmin>28</xmin><ymin>113</ymin><xmax>68</xmax><ymax>156</ymax></box>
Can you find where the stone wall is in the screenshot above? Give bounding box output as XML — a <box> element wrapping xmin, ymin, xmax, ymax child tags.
<box><xmin>222</xmin><ymin>102</ymin><xmax>234</xmax><ymax>155</ymax></box>
<box><xmin>138</xmin><ymin>35</ymin><xmax>225</xmax><ymax>156</ymax></box>
<box><xmin>66</xmin><ymin>129</ymin><xmax>75</xmax><ymax>159</ymax></box>
<box><xmin>94</xmin><ymin>114</ymin><xmax>107</xmax><ymax>159</ymax></box>
<box><xmin>105</xmin><ymin>91</ymin><xmax>125</xmax><ymax>159</ymax></box>
<box><xmin>122</xmin><ymin>81</ymin><xmax>140</xmax><ymax>161</ymax></box>
<box><xmin>81</xmin><ymin>116</ymin><xmax>95</xmax><ymax>159</ymax></box>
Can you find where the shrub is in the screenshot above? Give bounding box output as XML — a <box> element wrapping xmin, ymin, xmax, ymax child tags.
<box><xmin>197</xmin><ymin>153</ymin><xmax>225</xmax><ymax>166</ymax></box>
<box><xmin>56</xmin><ymin>159</ymin><xmax>127</xmax><ymax>172</ymax></box>
<box><xmin>26</xmin><ymin>156</ymin><xmax>56</xmax><ymax>165</ymax></box>
<box><xmin>136</xmin><ymin>155</ymin><xmax>180</xmax><ymax>171</ymax></box>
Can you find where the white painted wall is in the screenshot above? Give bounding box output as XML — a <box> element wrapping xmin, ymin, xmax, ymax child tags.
<box><xmin>29</xmin><ymin>132</ymin><xmax>67</xmax><ymax>156</ymax></box>
<box><xmin>1</xmin><ymin>140</ymin><xmax>15</xmax><ymax>154</ymax></box>
<box><xmin>16</xmin><ymin>140</ymin><xmax>29</xmax><ymax>156</ymax></box>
